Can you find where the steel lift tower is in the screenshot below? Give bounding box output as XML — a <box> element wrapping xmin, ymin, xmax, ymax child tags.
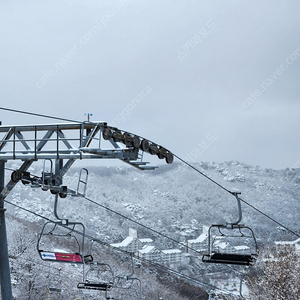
<box><xmin>0</xmin><ymin>121</ymin><xmax>173</xmax><ymax>299</ymax></box>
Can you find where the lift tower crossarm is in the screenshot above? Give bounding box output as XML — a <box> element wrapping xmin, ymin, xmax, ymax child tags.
<box><xmin>0</xmin><ymin>122</ymin><xmax>137</xmax><ymax>161</ymax></box>
<box><xmin>0</xmin><ymin>122</ymin><xmax>174</xmax><ymax>168</ymax></box>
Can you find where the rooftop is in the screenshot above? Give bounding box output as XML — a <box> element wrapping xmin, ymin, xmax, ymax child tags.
<box><xmin>110</xmin><ymin>236</ymin><xmax>134</xmax><ymax>248</ymax></box>
<box><xmin>139</xmin><ymin>245</ymin><xmax>157</xmax><ymax>254</ymax></box>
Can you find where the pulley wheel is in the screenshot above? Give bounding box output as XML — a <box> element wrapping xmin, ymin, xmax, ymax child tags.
<box><xmin>112</xmin><ymin>131</ymin><xmax>123</xmax><ymax>142</ymax></box>
<box><xmin>165</xmin><ymin>152</ymin><xmax>174</xmax><ymax>164</ymax></box>
<box><xmin>11</xmin><ymin>170</ymin><xmax>22</xmax><ymax>182</ymax></box>
<box><xmin>124</xmin><ymin>133</ymin><xmax>133</xmax><ymax>147</ymax></box>
<box><xmin>157</xmin><ymin>147</ymin><xmax>167</xmax><ymax>159</ymax></box>
<box><xmin>132</xmin><ymin>135</ymin><xmax>140</xmax><ymax>148</ymax></box>
<box><xmin>102</xmin><ymin>128</ymin><xmax>112</xmax><ymax>140</ymax></box>
<box><xmin>140</xmin><ymin>139</ymin><xmax>150</xmax><ymax>151</ymax></box>
<box><xmin>149</xmin><ymin>144</ymin><xmax>158</xmax><ymax>155</ymax></box>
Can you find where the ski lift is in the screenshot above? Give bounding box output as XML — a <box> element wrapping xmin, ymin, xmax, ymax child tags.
<box><xmin>37</xmin><ymin>221</ymin><xmax>85</xmax><ymax>264</ymax></box>
<box><xmin>77</xmin><ymin>240</ymin><xmax>115</xmax><ymax>291</ymax></box>
<box><xmin>202</xmin><ymin>192</ymin><xmax>258</xmax><ymax>266</ymax></box>
<box><xmin>77</xmin><ymin>262</ymin><xmax>114</xmax><ymax>291</ymax></box>
<box><xmin>112</xmin><ymin>255</ymin><xmax>142</xmax><ymax>300</ymax></box>
<box><xmin>112</xmin><ymin>277</ymin><xmax>142</xmax><ymax>300</ymax></box>
<box><xmin>47</xmin><ymin>268</ymin><xmax>62</xmax><ymax>297</ymax></box>
<box><xmin>37</xmin><ymin>193</ymin><xmax>88</xmax><ymax>264</ymax></box>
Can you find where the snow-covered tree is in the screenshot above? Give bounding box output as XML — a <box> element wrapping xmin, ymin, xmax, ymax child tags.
<box><xmin>246</xmin><ymin>246</ymin><xmax>300</xmax><ymax>300</ymax></box>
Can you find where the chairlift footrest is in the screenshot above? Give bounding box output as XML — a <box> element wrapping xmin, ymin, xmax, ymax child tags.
<box><xmin>77</xmin><ymin>282</ymin><xmax>112</xmax><ymax>291</ymax></box>
<box><xmin>202</xmin><ymin>253</ymin><xmax>256</xmax><ymax>266</ymax></box>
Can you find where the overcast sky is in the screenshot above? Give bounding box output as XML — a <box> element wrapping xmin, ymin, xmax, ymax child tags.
<box><xmin>1</xmin><ymin>0</ymin><xmax>300</xmax><ymax>170</ymax></box>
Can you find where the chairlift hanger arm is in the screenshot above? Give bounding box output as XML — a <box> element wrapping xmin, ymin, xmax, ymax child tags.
<box><xmin>230</xmin><ymin>192</ymin><xmax>242</xmax><ymax>226</ymax></box>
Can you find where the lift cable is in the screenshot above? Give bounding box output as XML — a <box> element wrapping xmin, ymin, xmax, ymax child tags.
<box><xmin>225</xmin><ymin>265</ymin><xmax>250</xmax><ymax>277</ymax></box>
<box><xmin>11</xmin><ymin>255</ymin><xmax>81</xmax><ymax>283</ymax></box>
<box><xmin>0</xmin><ymin>106</ymin><xmax>80</xmax><ymax>124</ymax></box>
<box><xmin>5</xmin><ymin>167</ymin><xmax>17</xmax><ymax>172</ymax></box>
<box><xmin>173</xmin><ymin>155</ymin><xmax>300</xmax><ymax>238</ymax></box>
<box><xmin>4</xmin><ymin>198</ymin><xmax>238</xmax><ymax>296</ymax></box>
<box><xmin>1</xmin><ymin>106</ymin><xmax>299</xmax><ymax>238</ymax></box>
<box><xmin>82</xmin><ymin>195</ymin><xmax>201</xmax><ymax>255</ymax></box>
<box><xmin>105</xmin><ymin>124</ymin><xmax>300</xmax><ymax>239</ymax></box>
<box><xmin>5</xmin><ymin>199</ymin><xmax>52</xmax><ymax>222</ymax></box>
<box><xmin>4</xmin><ymin>166</ymin><xmax>201</xmax><ymax>255</ymax></box>
<box><xmin>238</xmin><ymin>196</ymin><xmax>300</xmax><ymax>238</ymax></box>
<box><xmin>3</xmin><ymin>161</ymin><xmax>300</xmax><ymax>241</ymax></box>
<box><xmin>174</xmin><ymin>156</ymin><xmax>232</xmax><ymax>194</ymax></box>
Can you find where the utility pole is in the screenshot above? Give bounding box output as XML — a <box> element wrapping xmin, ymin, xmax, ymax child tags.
<box><xmin>0</xmin><ymin>161</ymin><xmax>13</xmax><ymax>300</ymax></box>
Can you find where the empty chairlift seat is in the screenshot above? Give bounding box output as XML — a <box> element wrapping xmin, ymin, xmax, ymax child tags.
<box><xmin>37</xmin><ymin>221</ymin><xmax>86</xmax><ymax>264</ymax></box>
<box><xmin>77</xmin><ymin>262</ymin><xmax>114</xmax><ymax>291</ymax></box>
<box><xmin>202</xmin><ymin>192</ymin><xmax>259</xmax><ymax>266</ymax></box>
<box><xmin>202</xmin><ymin>224</ymin><xmax>258</xmax><ymax>266</ymax></box>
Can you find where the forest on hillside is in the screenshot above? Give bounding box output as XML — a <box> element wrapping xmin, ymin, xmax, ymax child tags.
<box><xmin>4</xmin><ymin>160</ymin><xmax>300</xmax><ymax>299</ymax></box>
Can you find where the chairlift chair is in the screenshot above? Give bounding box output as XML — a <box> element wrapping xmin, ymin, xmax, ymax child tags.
<box><xmin>109</xmin><ymin>277</ymin><xmax>142</xmax><ymax>300</ymax></box>
<box><xmin>47</xmin><ymin>268</ymin><xmax>62</xmax><ymax>295</ymax></box>
<box><xmin>77</xmin><ymin>262</ymin><xmax>114</xmax><ymax>291</ymax></box>
<box><xmin>77</xmin><ymin>240</ymin><xmax>115</xmax><ymax>291</ymax></box>
<box><xmin>77</xmin><ymin>281</ymin><xmax>113</xmax><ymax>291</ymax></box>
<box><xmin>37</xmin><ymin>221</ymin><xmax>86</xmax><ymax>264</ymax></box>
<box><xmin>202</xmin><ymin>224</ymin><xmax>258</xmax><ymax>265</ymax></box>
<box><xmin>202</xmin><ymin>192</ymin><xmax>258</xmax><ymax>266</ymax></box>
<box><xmin>112</xmin><ymin>255</ymin><xmax>142</xmax><ymax>300</ymax></box>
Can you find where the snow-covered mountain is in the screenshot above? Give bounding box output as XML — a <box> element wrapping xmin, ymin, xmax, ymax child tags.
<box><xmin>5</xmin><ymin>160</ymin><xmax>300</xmax><ymax>299</ymax></box>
